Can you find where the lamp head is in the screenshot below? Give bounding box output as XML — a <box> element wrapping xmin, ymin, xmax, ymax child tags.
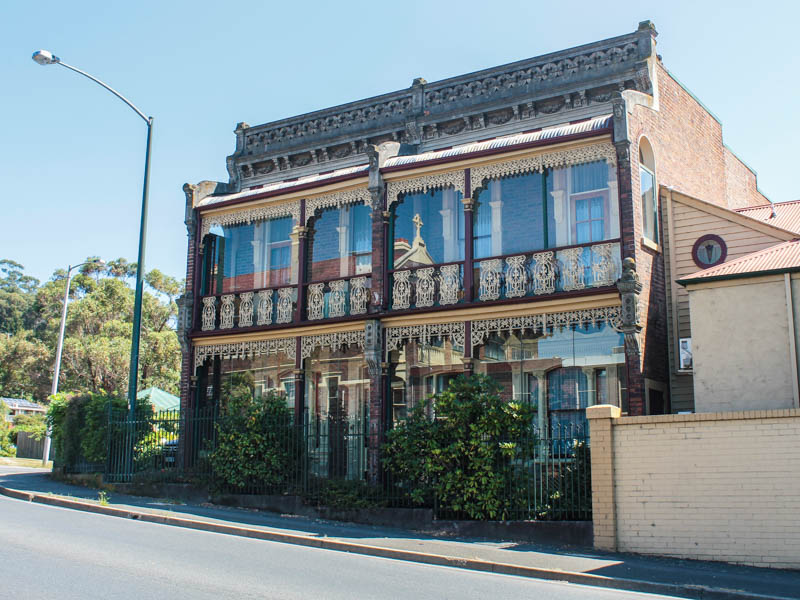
<box><xmin>32</xmin><ymin>50</ymin><xmax>59</xmax><ymax>65</ymax></box>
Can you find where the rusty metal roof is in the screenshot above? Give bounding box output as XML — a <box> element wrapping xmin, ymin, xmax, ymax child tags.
<box><xmin>735</xmin><ymin>200</ymin><xmax>800</xmax><ymax>235</ymax></box>
<box><xmin>680</xmin><ymin>239</ymin><xmax>800</xmax><ymax>284</ymax></box>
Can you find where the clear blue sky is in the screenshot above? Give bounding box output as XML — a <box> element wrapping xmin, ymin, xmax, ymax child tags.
<box><xmin>2</xmin><ymin>1</ymin><xmax>798</xmax><ymax>285</ymax></box>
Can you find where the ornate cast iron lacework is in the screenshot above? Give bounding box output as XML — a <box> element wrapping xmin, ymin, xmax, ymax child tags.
<box><xmin>201</xmin><ymin>297</ymin><xmax>216</xmax><ymax>331</ymax></box>
<box><xmin>531</xmin><ymin>251</ymin><xmax>557</xmax><ymax>295</ymax></box>
<box><xmin>470</xmin><ymin>306</ymin><xmax>622</xmax><ymax>346</ymax></box>
<box><xmin>276</xmin><ymin>288</ymin><xmax>294</xmax><ymax>323</ymax></box>
<box><xmin>438</xmin><ymin>264</ymin><xmax>461</xmax><ymax>305</ymax></box>
<box><xmin>194</xmin><ymin>337</ymin><xmax>296</xmax><ymax>371</ymax></box>
<box><xmin>219</xmin><ymin>295</ymin><xmax>235</xmax><ymax>329</ymax></box>
<box><xmin>591</xmin><ymin>242</ymin><xmax>616</xmax><ymax>286</ymax></box>
<box><xmin>386</xmin><ymin>170</ymin><xmax>466</xmax><ymax>209</ymax></box>
<box><xmin>392</xmin><ymin>270</ymin><xmax>412</xmax><ymax>310</ymax></box>
<box><xmin>350</xmin><ymin>276</ymin><xmax>368</xmax><ymax>314</ymax></box>
<box><xmin>239</xmin><ymin>292</ymin><xmax>254</xmax><ymax>327</ymax></box>
<box><xmin>469</xmin><ymin>142</ymin><xmax>617</xmax><ymax>193</ymax></box>
<box><xmin>478</xmin><ymin>259</ymin><xmax>503</xmax><ymax>301</ymax></box>
<box><xmin>415</xmin><ymin>268</ymin><xmax>436</xmax><ymax>308</ymax></box>
<box><xmin>386</xmin><ymin>322</ymin><xmax>466</xmax><ymax>352</ymax></box>
<box><xmin>305</xmin><ymin>187</ymin><xmax>371</xmax><ymax>224</ymax></box>
<box><xmin>256</xmin><ymin>290</ymin><xmax>273</xmax><ymax>325</ymax></box>
<box><xmin>307</xmin><ymin>283</ymin><xmax>325</xmax><ymax>320</ymax></box>
<box><xmin>505</xmin><ymin>255</ymin><xmax>528</xmax><ymax>298</ymax></box>
<box><xmin>329</xmin><ymin>280</ymin><xmax>347</xmax><ymax>318</ymax></box>
<box><xmin>201</xmin><ymin>202</ymin><xmax>301</xmax><ymax>238</ymax></box>
<box><xmin>301</xmin><ymin>330</ymin><xmax>365</xmax><ymax>359</ymax></box>
<box><xmin>559</xmin><ymin>247</ymin><xmax>585</xmax><ymax>291</ymax></box>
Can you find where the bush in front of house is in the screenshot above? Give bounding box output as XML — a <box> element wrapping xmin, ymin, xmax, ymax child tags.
<box><xmin>210</xmin><ymin>387</ymin><xmax>302</xmax><ymax>492</ymax></box>
<box><xmin>383</xmin><ymin>374</ymin><xmax>535</xmax><ymax>520</ymax></box>
<box><xmin>47</xmin><ymin>392</ymin><xmax>153</xmax><ymax>468</ymax></box>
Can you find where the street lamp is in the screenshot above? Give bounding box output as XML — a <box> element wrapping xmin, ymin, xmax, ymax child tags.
<box><xmin>41</xmin><ymin>259</ymin><xmax>105</xmax><ymax>465</ymax></box>
<box><xmin>32</xmin><ymin>50</ymin><xmax>153</xmax><ymax>430</ymax></box>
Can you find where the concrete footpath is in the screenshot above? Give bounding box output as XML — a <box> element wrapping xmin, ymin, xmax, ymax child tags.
<box><xmin>1</xmin><ymin>466</ymin><xmax>798</xmax><ymax>600</ymax></box>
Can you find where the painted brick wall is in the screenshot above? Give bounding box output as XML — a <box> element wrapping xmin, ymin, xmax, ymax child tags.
<box><xmin>589</xmin><ymin>407</ymin><xmax>800</xmax><ymax>569</ymax></box>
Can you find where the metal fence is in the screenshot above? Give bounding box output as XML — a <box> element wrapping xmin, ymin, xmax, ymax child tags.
<box><xmin>100</xmin><ymin>408</ymin><xmax>590</xmax><ymax>520</ymax></box>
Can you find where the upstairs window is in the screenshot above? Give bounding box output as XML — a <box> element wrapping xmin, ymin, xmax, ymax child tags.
<box><xmin>308</xmin><ymin>203</ymin><xmax>372</xmax><ymax>282</ymax></box>
<box><xmin>639</xmin><ymin>138</ymin><xmax>658</xmax><ymax>243</ymax></box>
<box><xmin>202</xmin><ymin>216</ymin><xmax>295</xmax><ymax>295</ymax></box>
<box><xmin>473</xmin><ymin>160</ymin><xmax>619</xmax><ymax>260</ymax></box>
<box><xmin>391</xmin><ymin>188</ymin><xmax>464</xmax><ymax>268</ymax></box>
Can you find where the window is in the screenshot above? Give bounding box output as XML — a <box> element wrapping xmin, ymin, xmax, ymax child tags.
<box><xmin>202</xmin><ymin>216</ymin><xmax>296</xmax><ymax>295</ymax></box>
<box><xmin>392</xmin><ymin>188</ymin><xmax>464</xmax><ymax>268</ymax></box>
<box><xmin>639</xmin><ymin>138</ymin><xmax>658</xmax><ymax>243</ymax></box>
<box><xmin>473</xmin><ymin>161</ymin><xmax>619</xmax><ymax>260</ymax></box>
<box><xmin>308</xmin><ymin>203</ymin><xmax>372</xmax><ymax>281</ymax></box>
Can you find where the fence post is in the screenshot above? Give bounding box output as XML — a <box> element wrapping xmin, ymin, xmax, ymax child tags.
<box><xmin>586</xmin><ymin>404</ymin><xmax>620</xmax><ymax>551</ymax></box>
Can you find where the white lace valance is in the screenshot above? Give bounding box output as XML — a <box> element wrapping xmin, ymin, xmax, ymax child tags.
<box><xmin>305</xmin><ymin>188</ymin><xmax>371</xmax><ymax>225</ymax></box>
<box><xmin>194</xmin><ymin>337</ymin><xmax>296</xmax><ymax>371</ymax></box>
<box><xmin>469</xmin><ymin>142</ymin><xmax>617</xmax><ymax>193</ymax></box>
<box><xmin>386</xmin><ymin>170</ymin><xmax>466</xmax><ymax>209</ymax></box>
<box><xmin>200</xmin><ymin>202</ymin><xmax>301</xmax><ymax>238</ymax></box>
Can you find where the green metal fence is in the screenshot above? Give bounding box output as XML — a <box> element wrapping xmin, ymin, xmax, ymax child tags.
<box><xmin>100</xmin><ymin>408</ymin><xmax>590</xmax><ymax>520</ymax></box>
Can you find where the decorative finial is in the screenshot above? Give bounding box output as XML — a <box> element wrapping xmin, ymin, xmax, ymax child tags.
<box><xmin>412</xmin><ymin>213</ymin><xmax>424</xmax><ymax>240</ymax></box>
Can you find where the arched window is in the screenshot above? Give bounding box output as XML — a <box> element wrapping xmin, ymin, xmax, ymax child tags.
<box><xmin>391</xmin><ymin>188</ymin><xmax>464</xmax><ymax>268</ymax></box>
<box><xmin>201</xmin><ymin>216</ymin><xmax>295</xmax><ymax>295</ymax></box>
<box><xmin>307</xmin><ymin>203</ymin><xmax>372</xmax><ymax>282</ymax></box>
<box><xmin>639</xmin><ymin>137</ymin><xmax>658</xmax><ymax>243</ymax></box>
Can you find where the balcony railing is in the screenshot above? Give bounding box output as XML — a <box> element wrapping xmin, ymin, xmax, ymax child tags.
<box><xmin>389</xmin><ymin>262</ymin><xmax>464</xmax><ymax>311</ymax></box>
<box><xmin>304</xmin><ymin>275</ymin><xmax>371</xmax><ymax>320</ymax></box>
<box><xmin>474</xmin><ymin>241</ymin><xmax>621</xmax><ymax>302</ymax></box>
<box><xmin>201</xmin><ymin>285</ymin><xmax>298</xmax><ymax>331</ymax></box>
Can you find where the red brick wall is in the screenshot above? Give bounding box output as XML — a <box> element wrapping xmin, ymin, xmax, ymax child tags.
<box><xmin>622</xmin><ymin>62</ymin><xmax>766</xmax><ymax>415</ymax></box>
<box><xmin>724</xmin><ymin>147</ymin><xmax>769</xmax><ymax>209</ymax></box>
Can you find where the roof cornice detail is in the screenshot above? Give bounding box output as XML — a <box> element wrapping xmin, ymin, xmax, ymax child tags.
<box><xmin>227</xmin><ymin>25</ymin><xmax>656</xmax><ymax>188</ymax></box>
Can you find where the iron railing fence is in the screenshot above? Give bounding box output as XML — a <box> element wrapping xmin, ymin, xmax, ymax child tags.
<box><xmin>97</xmin><ymin>408</ymin><xmax>590</xmax><ymax>520</ymax></box>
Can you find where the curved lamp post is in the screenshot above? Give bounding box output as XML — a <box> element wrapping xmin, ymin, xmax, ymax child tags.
<box><xmin>32</xmin><ymin>50</ymin><xmax>153</xmax><ymax>435</ymax></box>
<box><xmin>41</xmin><ymin>259</ymin><xmax>104</xmax><ymax>465</ymax></box>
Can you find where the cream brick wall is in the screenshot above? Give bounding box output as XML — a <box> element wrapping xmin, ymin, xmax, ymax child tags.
<box><xmin>588</xmin><ymin>407</ymin><xmax>800</xmax><ymax>569</ymax></box>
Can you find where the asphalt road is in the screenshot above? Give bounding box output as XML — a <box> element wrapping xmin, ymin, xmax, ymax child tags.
<box><xmin>0</xmin><ymin>495</ymin><xmax>679</xmax><ymax>600</ymax></box>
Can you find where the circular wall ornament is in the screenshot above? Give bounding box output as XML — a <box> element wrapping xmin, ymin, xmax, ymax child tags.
<box><xmin>692</xmin><ymin>234</ymin><xmax>727</xmax><ymax>268</ymax></box>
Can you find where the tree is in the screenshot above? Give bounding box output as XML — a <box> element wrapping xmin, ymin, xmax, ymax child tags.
<box><xmin>0</xmin><ymin>258</ymin><xmax>183</xmax><ymax>401</ymax></box>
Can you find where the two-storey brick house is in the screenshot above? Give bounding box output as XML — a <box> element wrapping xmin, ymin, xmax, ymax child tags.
<box><xmin>176</xmin><ymin>21</ymin><xmax>767</xmax><ymax>478</ymax></box>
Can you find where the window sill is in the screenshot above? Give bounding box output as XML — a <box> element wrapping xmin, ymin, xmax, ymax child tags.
<box><xmin>641</xmin><ymin>237</ymin><xmax>661</xmax><ymax>253</ymax></box>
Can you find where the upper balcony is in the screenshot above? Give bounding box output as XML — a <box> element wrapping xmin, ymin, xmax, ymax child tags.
<box><xmin>194</xmin><ymin>138</ymin><xmax>623</xmax><ymax>335</ymax></box>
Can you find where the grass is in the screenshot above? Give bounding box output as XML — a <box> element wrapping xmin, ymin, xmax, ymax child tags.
<box><xmin>0</xmin><ymin>457</ymin><xmax>53</xmax><ymax>469</ymax></box>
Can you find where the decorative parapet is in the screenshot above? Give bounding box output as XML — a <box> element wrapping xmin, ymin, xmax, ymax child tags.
<box><xmin>228</xmin><ymin>26</ymin><xmax>654</xmax><ymax>186</ymax></box>
<box><xmin>469</xmin><ymin>142</ymin><xmax>617</xmax><ymax>192</ymax></box>
<box><xmin>471</xmin><ymin>306</ymin><xmax>621</xmax><ymax>346</ymax></box>
<box><xmin>301</xmin><ymin>330</ymin><xmax>365</xmax><ymax>359</ymax></box>
<box><xmin>386</xmin><ymin>170</ymin><xmax>466</xmax><ymax>208</ymax></box>
<box><xmin>194</xmin><ymin>337</ymin><xmax>296</xmax><ymax>370</ymax></box>
<box><xmin>200</xmin><ymin>201</ymin><xmax>301</xmax><ymax>238</ymax></box>
<box><xmin>386</xmin><ymin>321</ymin><xmax>466</xmax><ymax>353</ymax></box>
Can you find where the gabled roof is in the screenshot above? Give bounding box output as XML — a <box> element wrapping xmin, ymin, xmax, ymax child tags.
<box><xmin>735</xmin><ymin>200</ymin><xmax>800</xmax><ymax>235</ymax></box>
<box><xmin>680</xmin><ymin>239</ymin><xmax>800</xmax><ymax>285</ymax></box>
<box><xmin>667</xmin><ymin>188</ymin><xmax>797</xmax><ymax>241</ymax></box>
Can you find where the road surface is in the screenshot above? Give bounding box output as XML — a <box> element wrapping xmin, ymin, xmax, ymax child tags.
<box><xmin>0</xmin><ymin>494</ymin><xmax>676</xmax><ymax>599</ymax></box>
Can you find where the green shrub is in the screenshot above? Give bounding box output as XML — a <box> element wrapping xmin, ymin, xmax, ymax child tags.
<box><xmin>383</xmin><ymin>374</ymin><xmax>535</xmax><ymax>520</ymax></box>
<box><xmin>9</xmin><ymin>412</ymin><xmax>47</xmax><ymax>444</ymax></box>
<box><xmin>210</xmin><ymin>388</ymin><xmax>302</xmax><ymax>491</ymax></box>
<box><xmin>0</xmin><ymin>434</ymin><xmax>15</xmax><ymax>457</ymax></box>
<box><xmin>47</xmin><ymin>392</ymin><xmax>152</xmax><ymax>467</ymax></box>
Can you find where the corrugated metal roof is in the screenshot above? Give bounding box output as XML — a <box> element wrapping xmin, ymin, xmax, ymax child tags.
<box><xmin>383</xmin><ymin>114</ymin><xmax>613</xmax><ymax>168</ymax></box>
<box><xmin>681</xmin><ymin>239</ymin><xmax>800</xmax><ymax>283</ymax></box>
<box><xmin>1</xmin><ymin>397</ymin><xmax>44</xmax><ymax>410</ymax></box>
<box><xmin>735</xmin><ymin>200</ymin><xmax>800</xmax><ymax>235</ymax></box>
<box><xmin>196</xmin><ymin>165</ymin><xmax>369</xmax><ymax>208</ymax></box>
